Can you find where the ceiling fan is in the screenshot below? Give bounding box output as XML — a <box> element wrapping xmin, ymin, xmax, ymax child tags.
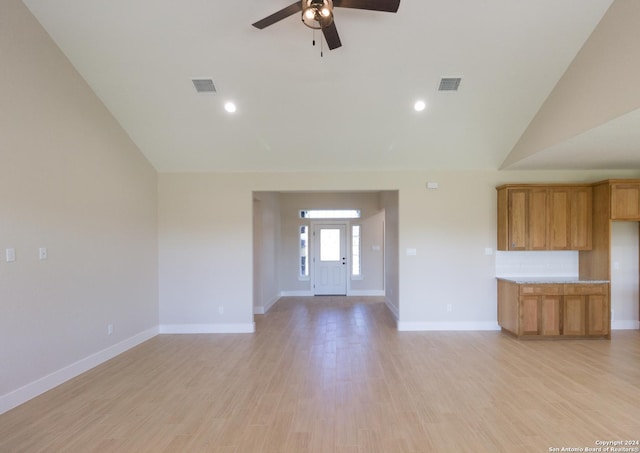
<box><xmin>252</xmin><ymin>0</ymin><xmax>401</xmax><ymax>51</ymax></box>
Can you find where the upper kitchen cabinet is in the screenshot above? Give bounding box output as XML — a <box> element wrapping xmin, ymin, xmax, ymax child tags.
<box><xmin>610</xmin><ymin>181</ymin><xmax>640</xmax><ymax>220</ymax></box>
<box><xmin>497</xmin><ymin>184</ymin><xmax>592</xmax><ymax>251</ymax></box>
<box><xmin>549</xmin><ymin>186</ymin><xmax>592</xmax><ymax>250</ymax></box>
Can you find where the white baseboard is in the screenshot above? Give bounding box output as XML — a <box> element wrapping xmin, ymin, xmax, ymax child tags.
<box><xmin>347</xmin><ymin>290</ymin><xmax>385</xmax><ymax>296</ymax></box>
<box><xmin>280</xmin><ymin>290</ymin><xmax>385</xmax><ymax>297</ymax></box>
<box><xmin>0</xmin><ymin>327</ymin><xmax>158</xmax><ymax>415</ymax></box>
<box><xmin>159</xmin><ymin>323</ymin><xmax>255</xmax><ymax>334</ymax></box>
<box><xmin>264</xmin><ymin>294</ymin><xmax>279</xmax><ymax>313</ymax></box>
<box><xmin>385</xmin><ymin>298</ymin><xmax>399</xmax><ymax>320</ymax></box>
<box><xmin>254</xmin><ymin>293</ymin><xmax>281</xmax><ymax>315</ymax></box>
<box><xmin>279</xmin><ymin>290</ymin><xmax>314</xmax><ymax>297</ymax></box>
<box><xmin>612</xmin><ymin>320</ymin><xmax>640</xmax><ymax>330</ymax></box>
<box><xmin>397</xmin><ymin>321</ymin><xmax>501</xmax><ymax>332</ymax></box>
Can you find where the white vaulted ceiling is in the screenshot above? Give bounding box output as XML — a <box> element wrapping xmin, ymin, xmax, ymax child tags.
<box><xmin>20</xmin><ymin>0</ymin><xmax>640</xmax><ymax>172</ymax></box>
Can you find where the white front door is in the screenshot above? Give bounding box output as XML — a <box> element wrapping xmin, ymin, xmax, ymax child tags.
<box><xmin>313</xmin><ymin>223</ymin><xmax>347</xmax><ymax>295</ymax></box>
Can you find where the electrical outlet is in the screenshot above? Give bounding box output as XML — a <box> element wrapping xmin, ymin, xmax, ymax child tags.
<box><xmin>446</xmin><ymin>304</ymin><xmax>453</xmax><ymax>312</ymax></box>
<box><xmin>107</xmin><ymin>324</ymin><xmax>114</xmax><ymax>336</ymax></box>
<box><xmin>218</xmin><ymin>306</ymin><xmax>224</xmax><ymax>315</ymax></box>
<box><xmin>39</xmin><ymin>247</ymin><xmax>47</xmax><ymax>260</ymax></box>
<box><xmin>6</xmin><ymin>248</ymin><xmax>15</xmax><ymax>262</ymax></box>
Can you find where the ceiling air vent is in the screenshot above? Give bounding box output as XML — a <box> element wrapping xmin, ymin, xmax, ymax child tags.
<box><xmin>438</xmin><ymin>77</ymin><xmax>461</xmax><ymax>91</ymax></box>
<box><xmin>192</xmin><ymin>78</ymin><xmax>216</xmax><ymax>93</ymax></box>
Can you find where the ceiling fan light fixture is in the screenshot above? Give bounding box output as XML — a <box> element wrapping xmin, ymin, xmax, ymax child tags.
<box><xmin>302</xmin><ymin>0</ymin><xmax>333</xmax><ymax>29</ymax></box>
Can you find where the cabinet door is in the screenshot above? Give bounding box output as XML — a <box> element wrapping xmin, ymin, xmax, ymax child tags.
<box><xmin>528</xmin><ymin>188</ymin><xmax>548</xmax><ymax>250</ymax></box>
<box><xmin>586</xmin><ymin>294</ymin><xmax>609</xmax><ymax>336</ymax></box>
<box><xmin>570</xmin><ymin>186</ymin><xmax>592</xmax><ymax>250</ymax></box>
<box><xmin>563</xmin><ymin>295</ymin><xmax>586</xmax><ymax>336</ymax></box>
<box><xmin>519</xmin><ymin>294</ymin><xmax>561</xmax><ymax>336</ymax></box>
<box><xmin>540</xmin><ymin>295</ymin><xmax>561</xmax><ymax>336</ymax></box>
<box><xmin>508</xmin><ymin>189</ymin><xmax>528</xmax><ymax>250</ymax></box>
<box><xmin>549</xmin><ymin>186</ymin><xmax>592</xmax><ymax>250</ymax></box>
<box><xmin>520</xmin><ymin>295</ymin><xmax>540</xmax><ymax>336</ymax></box>
<box><xmin>549</xmin><ymin>188</ymin><xmax>570</xmax><ymax>249</ymax></box>
<box><xmin>611</xmin><ymin>183</ymin><xmax>640</xmax><ymax>220</ymax></box>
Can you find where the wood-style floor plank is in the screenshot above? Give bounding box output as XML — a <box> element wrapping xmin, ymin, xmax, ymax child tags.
<box><xmin>1</xmin><ymin>295</ymin><xmax>639</xmax><ymax>452</ymax></box>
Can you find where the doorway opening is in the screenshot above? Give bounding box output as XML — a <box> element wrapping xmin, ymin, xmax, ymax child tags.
<box><xmin>252</xmin><ymin>190</ymin><xmax>399</xmax><ymax>316</ymax></box>
<box><xmin>610</xmin><ymin>222</ymin><xmax>640</xmax><ymax>329</ymax></box>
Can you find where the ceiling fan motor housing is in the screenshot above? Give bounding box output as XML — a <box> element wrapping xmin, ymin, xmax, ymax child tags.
<box><xmin>302</xmin><ymin>0</ymin><xmax>334</xmax><ymax>29</ymax></box>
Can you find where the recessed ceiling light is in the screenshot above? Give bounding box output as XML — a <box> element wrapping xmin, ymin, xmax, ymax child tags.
<box><xmin>224</xmin><ymin>102</ymin><xmax>237</xmax><ymax>113</ymax></box>
<box><xmin>414</xmin><ymin>100</ymin><xmax>426</xmax><ymax>112</ymax></box>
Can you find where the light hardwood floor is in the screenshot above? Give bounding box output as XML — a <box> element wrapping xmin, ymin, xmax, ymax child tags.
<box><xmin>1</xmin><ymin>296</ymin><xmax>639</xmax><ymax>452</ymax></box>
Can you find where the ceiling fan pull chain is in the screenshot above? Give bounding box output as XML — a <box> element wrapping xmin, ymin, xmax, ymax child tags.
<box><xmin>313</xmin><ymin>28</ymin><xmax>316</xmax><ymax>47</ymax></box>
<box><xmin>321</xmin><ymin>31</ymin><xmax>324</xmax><ymax>57</ymax></box>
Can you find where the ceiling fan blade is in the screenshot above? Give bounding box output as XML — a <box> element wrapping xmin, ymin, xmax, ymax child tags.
<box><xmin>322</xmin><ymin>21</ymin><xmax>342</xmax><ymax>50</ymax></box>
<box><xmin>252</xmin><ymin>1</ymin><xmax>303</xmax><ymax>29</ymax></box>
<box><xmin>333</xmin><ymin>0</ymin><xmax>400</xmax><ymax>13</ymax></box>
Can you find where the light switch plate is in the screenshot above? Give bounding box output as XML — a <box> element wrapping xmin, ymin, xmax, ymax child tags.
<box><xmin>6</xmin><ymin>248</ymin><xmax>15</xmax><ymax>262</ymax></box>
<box><xmin>39</xmin><ymin>247</ymin><xmax>47</xmax><ymax>260</ymax></box>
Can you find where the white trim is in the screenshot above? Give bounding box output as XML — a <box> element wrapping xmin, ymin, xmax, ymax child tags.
<box><xmin>612</xmin><ymin>320</ymin><xmax>640</xmax><ymax>330</ymax></box>
<box><xmin>280</xmin><ymin>290</ymin><xmax>314</xmax><ymax>297</ymax></box>
<box><xmin>0</xmin><ymin>327</ymin><xmax>158</xmax><ymax>415</ymax></box>
<box><xmin>159</xmin><ymin>323</ymin><xmax>255</xmax><ymax>334</ymax></box>
<box><xmin>347</xmin><ymin>290</ymin><xmax>385</xmax><ymax>297</ymax></box>
<box><xmin>351</xmin><ymin>223</ymin><xmax>362</xmax><ymax>279</ymax></box>
<box><xmin>385</xmin><ymin>298</ymin><xmax>399</xmax><ymax>320</ymax></box>
<box><xmin>397</xmin><ymin>321</ymin><xmax>501</xmax><ymax>332</ymax></box>
<box><xmin>254</xmin><ymin>294</ymin><xmax>280</xmax><ymax>315</ymax></box>
<box><xmin>263</xmin><ymin>294</ymin><xmax>279</xmax><ymax>313</ymax></box>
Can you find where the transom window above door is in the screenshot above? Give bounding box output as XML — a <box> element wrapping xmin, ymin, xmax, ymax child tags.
<box><xmin>299</xmin><ymin>209</ymin><xmax>360</xmax><ymax>219</ymax></box>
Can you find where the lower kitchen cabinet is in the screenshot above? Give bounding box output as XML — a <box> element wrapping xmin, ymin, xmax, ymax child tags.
<box><xmin>563</xmin><ymin>284</ymin><xmax>610</xmax><ymax>337</ymax></box>
<box><xmin>519</xmin><ymin>289</ymin><xmax>562</xmax><ymax>336</ymax></box>
<box><xmin>497</xmin><ymin>279</ymin><xmax>610</xmax><ymax>339</ymax></box>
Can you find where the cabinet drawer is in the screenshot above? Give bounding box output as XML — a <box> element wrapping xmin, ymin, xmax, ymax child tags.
<box><xmin>564</xmin><ymin>284</ymin><xmax>608</xmax><ymax>295</ymax></box>
<box><xmin>520</xmin><ymin>285</ymin><xmax>563</xmax><ymax>295</ymax></box>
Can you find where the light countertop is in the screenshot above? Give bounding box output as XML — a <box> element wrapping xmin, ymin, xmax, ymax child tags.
<box><xmin>497</xmin><ymin>277</ymin><xmax>609</xmax><ymax>284</ymax></box>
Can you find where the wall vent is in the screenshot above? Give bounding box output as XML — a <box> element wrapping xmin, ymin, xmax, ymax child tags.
<box><xmin>192</xmin><ymin>78</ymin><xmax>216</xmax><ymax>93</ymax></box>
<box><xmin>438</xmin><ymin>77</ymin><xmax>461</xmax><ymax>91</ymax></box>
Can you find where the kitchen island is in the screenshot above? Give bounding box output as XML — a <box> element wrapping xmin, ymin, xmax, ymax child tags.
<box><xmin>497</xmin><ymin>278</ymin><xmax>610</xmax><ymax>339</ymax></box>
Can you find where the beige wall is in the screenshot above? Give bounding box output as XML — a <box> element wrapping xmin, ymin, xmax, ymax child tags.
<box><xmin>381</xmin><ymin>191</ymin><xmax>399</xmax><ymax>315</ymax></box>
<box><xmin>0</xmin><ymin>0</ymin><xmax>158</xmax><ymax>412</ymax></box>
<box><xmin>253</xmin><ymin>192</ymin><xmax>281</xmax><ymax>313</ymax></box>
<box><xmin>158</xmin><ymin>169</ymin><xmax>640</xmax><ymax>331</ymax></box>
<box><xmin>158</xmin><ymin>173</ymin><xmax>254</xmax><ymax>331</ymax></box>
<box><xmin>351</xmin><ymin>208</ymin><xmax>385</xmax><ymax>293</ymax></box>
